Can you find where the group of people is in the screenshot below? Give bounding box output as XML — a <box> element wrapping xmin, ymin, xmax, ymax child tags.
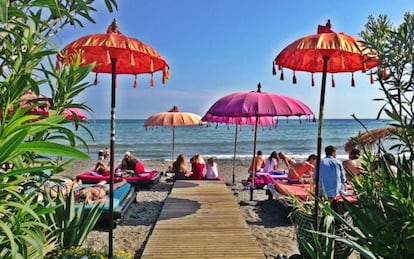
<box><xmin>248</xmin><ymin>146</ymin><xmax>365</xmax><ymax>199</ymax></box>
<box><xmin>246</xmin><ymin>150</ymin><xmax>317</xmax><ymax>187</ymax></box>
<box><xmin>169</xmin><ymin>153</ymin><xmax>220</xmax><ymax>181</ymax></box>
<box><xmin>93</xmin><ymin>151</ymin><xmax>145</xmax><ymax>177</ymax></box>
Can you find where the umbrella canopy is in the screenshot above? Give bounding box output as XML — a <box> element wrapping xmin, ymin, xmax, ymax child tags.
<box><xmin>5</xmin><ymin>91</ymin><xmax>87</xmax><ymax>121</ymax></box>
<box><xmin>57</xmin><ymin>19</ymin><xmax>169</xmax><ymax>258</ymax></box>
<box><xmin>144</xmin><ymin>106</ymin><xmax>203</xmax><ymax>162</ymax></box>
<box><xmin>273</xmin><ymin>20</ymin><xmax>378</xmax><ymax>229</ymax></box>
<box><xmin>62</xmin><ymin>108</ymin><xmax>87</xmax><ymax>121</ymax></box>
<box><xmin>344</xmin><ymin>126</ymin><xmax>399</xmax><ymax>153</ymax></box>
<box><xmin>202</xmin><ymin>83</ymin><xmax>314</xmax><ymax>200</ymax></box>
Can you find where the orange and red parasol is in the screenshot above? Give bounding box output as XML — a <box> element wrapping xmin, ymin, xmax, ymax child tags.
<box><xmin>273</xmin><ymin>20</ymin><xmax>379</xmax><ymax>229</ymax></box>
<box><xmin>57</xmin><ymin>19</ymin><xmax>169</xmax><ymax>258</ymax></box>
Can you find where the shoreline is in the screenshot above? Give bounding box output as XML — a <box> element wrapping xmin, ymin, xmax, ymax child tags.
<box><xmin>57</xmin><ymin>159</ymin><xmax>300</xmax><ymax>258</ymax></box>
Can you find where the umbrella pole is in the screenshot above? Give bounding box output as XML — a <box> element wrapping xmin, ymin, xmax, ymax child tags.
<box><xmin>314</xmin><ymin>56</ymin><xmax>329</xmax><ymax>231</ymax></box>
<box><xmin>232</xmin><ymin>125</ymin><xmax>238</xmax><ymax>185</ymax></box>
<box><xmin>108</xmin><ymin>58</ymin><xmax>117</xmax><ymax>259</ymax></box>
<box><xmin>250</xmin><ymin>117</ymin><xmax>259</xmax><ymax>201</ymax></box>
<box><xmin>172</xmin><ymin>126</ymin><xmax>175</xmax><ymax>163</ymax></box>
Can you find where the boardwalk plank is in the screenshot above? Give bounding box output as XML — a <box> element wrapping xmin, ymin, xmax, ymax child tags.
<box><xmin>141</xmin><ymin>180</ymin><xmax>264</xmax><ymax>258</ymax></box>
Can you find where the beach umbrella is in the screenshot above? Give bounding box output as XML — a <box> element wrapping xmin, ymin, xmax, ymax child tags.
<box><xmin>144</xmin><ymin>106</ymin><xmax>203</xmax><ymax>163</ymax></box>
<box><xmin>273</xmin><ymin>20</ymin><xmax>378</xmax><ymax>228</ymax></box>
<box><xmin>4</xmin><ymin>91</ymin><xmax>87</xmax><ymax>121</ymax></box>
<box><xmin>344</xmin><ymin>126</ymin><xmax>399</xmax><ymax>153</ymax></box>
<box><xmin>57</xmin><ymin>19</ymin><xmax>169</xmax><ymax>258</ymax></box>
<box><xmin>62</xmin><ymin>108</ymin><xmax>87</xmax><ymax>121</ymax></box>
<box><xmin>202</xmin><ymin>83</ymin><xmax>314</xmax><ymax>200</ymax></box>
<box><xmin>202</xmin><ymin>114</ymin><xmax>276</xmax><ymax>185</ymax></box>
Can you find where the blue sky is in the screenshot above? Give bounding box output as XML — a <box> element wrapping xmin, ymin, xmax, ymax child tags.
<box><xmin>53</xmin><ymin>0</ymin><xmax>413</xmax><ymax>120</ymax></box>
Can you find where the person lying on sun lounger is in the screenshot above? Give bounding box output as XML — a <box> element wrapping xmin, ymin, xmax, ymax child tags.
<box><xmin>42</xmin><ymin>179</ymin><xmax>83</xmax><ymax>200</ymax></box>
<box><xmin>278</xmin><ymin>152</ymin><xmax>317</xmax><ymax>183</ymax></box>
<box><xmin>75</xmin><ymin>179</ymin><xmax>128</xmax><ymax>204</ymax></box>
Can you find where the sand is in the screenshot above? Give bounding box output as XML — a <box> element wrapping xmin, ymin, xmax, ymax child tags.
<box><xmin>57</xmin><ymin>159</ymin><xmax>300</xmax><ymax>258</ymax></box>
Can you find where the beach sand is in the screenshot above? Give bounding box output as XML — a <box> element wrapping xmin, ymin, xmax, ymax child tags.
<box><xmin>57</xmin><ymin>159</ymin><xmax>300</xmax><ymax>258</ymax></box>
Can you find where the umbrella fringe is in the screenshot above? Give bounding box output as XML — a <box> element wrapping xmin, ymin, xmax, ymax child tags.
<box><xmin>133</xmin><ymin>75</ymin><xmax>138</xmax><ymax>88</ymax></box>
<box><xmin>311</xmin><ymin>73</ymin><xmax>315</xmax><ymax>86</ymax></box>
<box><xmin>351</xmin><ymin>72</ymin><xmax>355</xmax><ymax>87</ymax></box>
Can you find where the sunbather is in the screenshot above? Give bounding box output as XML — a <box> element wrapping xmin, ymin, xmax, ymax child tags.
<box><xmin>42</xmin><ymin>179</ymin><xmax>82</xmax><ymax>199</ymax></box>
<box><xmin>93</xmin><ymin>160</ymin><xmax>110</xmax><ymax>176</ymax></box>
<box><xmin>278</xmin><ymin>153</ymin><xmax>316</xmax><ymax>183</ymax></box>
<box><xmin>190</xmin><ymin>154</ymin><xmax>205</xmax><ymax>179</ymax></box>
<box><xmin>75</xmin><ymin>179</ymin><xmax>128</xmax><ymax>204</ymax></box>
<box><xmin>170</xmin><ymin>153</ymin><xmax>193</xmax><ymax>180</ymax></box>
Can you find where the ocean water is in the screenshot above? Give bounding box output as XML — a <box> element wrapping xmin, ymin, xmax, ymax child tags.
<box><xmin>69</xmin><ymin>119</ymin><xmax>390</xmax><ymax>162</ymax></box>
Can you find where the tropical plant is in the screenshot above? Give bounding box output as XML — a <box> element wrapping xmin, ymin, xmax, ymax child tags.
<box><xmin>0</xmin><ymin>0</ymin><xmax>118</xmax><ymax>257</ymax></box>
<box><xmin>307</xmin><ymin>13</ymin><xmax>414</xmax><ymax>259</ymax></box>
<box><xmin>43</xmin><ymin>188</ymin><xmax>103</xmax><ymax>250</ymax></box>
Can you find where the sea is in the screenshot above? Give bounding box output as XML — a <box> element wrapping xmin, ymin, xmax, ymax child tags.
<box><xmin>68</xmin><ymin>118</ymin><xmax>391</xmax><ymax>162</ymax></box>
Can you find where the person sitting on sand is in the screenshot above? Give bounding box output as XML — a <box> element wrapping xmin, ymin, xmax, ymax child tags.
<box><xmin>342</xmin><ymin>148</ymin><xmax>362</xmax><ymax>179</ymax></box>
<box><xmin>75</xmin><ymin>179</ymin><xmax>128</xmax><ymax>204</ymax></box>
<box><xmin>205</xmin><ymin>157</ymin><xmax>219</xmax><ymax>180</ymax></box>
<box><xmin>283</xmin><ymin>154</ymin><xmax>317</xmax><ymax>183</ymax></box>
<box><xmin>248</xmin><ymin>150</ymin><xmax>265</xmax><ymax>174</ymax></box>
<box><xmin>190</xmin><ymin>154</ymin><xmax>205</xmax><ymax>179</ymax></box>
<box><xmin>263</xmin><ymin>151</ymin><xmax>279</xmax><ymax>173</ymax></box>
<box><xmin>170</xmin><ymin>153</ymin><xmax>193</xmax><ymax>180</ymax></box>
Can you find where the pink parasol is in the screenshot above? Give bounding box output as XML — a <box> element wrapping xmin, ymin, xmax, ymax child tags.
<box><xmin>203</xmin><ymin>83</ymin><xmax>314</xmax><ymax>200</ymax></box>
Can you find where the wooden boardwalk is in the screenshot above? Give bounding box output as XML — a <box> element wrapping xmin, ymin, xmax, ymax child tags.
<box><xmin>141</xmin><ymin>180</ymin><xmax>265</xmax><ymax>258</ymax></box>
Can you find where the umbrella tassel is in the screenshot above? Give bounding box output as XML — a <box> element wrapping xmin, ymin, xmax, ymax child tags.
<box><xmin>150</xmin><ymin>74</ymin><xmax>155</xmax><ymax>87</ymax></box>
<box><xmin>280</xmin><ymin>69</ymin><xmax>284</xmax><ymax>80</ymax></box>
<box><xmin>331</xmin><ymin>74</ymin><xmax>336</xmax><ymax>87</ymax></box>
<box><xmin>130</xmin><ymin>53</ymin><xmax>135</xmax><ymax>67</ymax></box>
<box><xmin>115</xmin><ymin>77</ymin><xmax>118</xmax><ymax>88</ymax></box>
<box><xmin>382</xmin><ymin>68</ymin><xmax>387</xmax><ymax>80</ymax></box>
<box><xmin>150</xmin><ymin>59</ymin><xmax>154</xmax><ymax>73</ymax></box>
<box><xmin>370</xmin><ymin>71</ymin><xmax>374</xmax><ymax>84</ymax></box>
<box><xmin>292</xmin><ymin>72</ymin><xmax>297</xmax><ymax>84</ymax></box>
<box><xmin>311</xmin><ymin>73</ymin><xmax>315</xmax><ymax>86</ymax></box>
<box><xmin>55</xmin><ymin>60</ymin><xmax>60</xmax><ymax>71</ymax></box>
<box><xmin>94</xmin><ymin>73</ymin><xmax>98</xmax><ymax>85</ymax></box>
<box><xmin>272</xmin><ymin>61</ymin><xmax>276</xmax><ymax>75</ymax></box>
<box><xmin>133</xmin><ymin>75</ymin><xmax>138</xmax><ymax>88</ymax></box>
<box><xmin>351</xmin><ymin>72</ymin><xmax>355</xmax><ymax>87</ymax></box>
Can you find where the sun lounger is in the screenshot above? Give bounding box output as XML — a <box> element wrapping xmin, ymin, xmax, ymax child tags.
<box><xmin>75</xmin><ymin>169</ymin><xmax>161</xmax><ymax>187</ymax></box>
<box><xmin>74</xmin><ymin>181</ymin><xmax>136</xmax><ymax>228</ymax></box>
<box><xmin>266</xmin><ymin>181</ymin><xmax>358</xmax><ymax>208</ymax></box>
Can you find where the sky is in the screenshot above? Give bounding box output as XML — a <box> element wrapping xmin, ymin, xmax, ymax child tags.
<box><xmin>52</xmin><ymin>0</ymin><xmax>414</xmax><ymax>120</ymax></box>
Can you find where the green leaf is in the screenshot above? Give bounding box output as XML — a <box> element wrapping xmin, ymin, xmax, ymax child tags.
<box><xmin>16</xmin><ymin>141</ymin><xmax>90</xmax><ymax>159</ymax></box>
<box><xmin>0</xmin><ymin>0</ymin><xmax>7</xmax><ymax>22</ymax></box>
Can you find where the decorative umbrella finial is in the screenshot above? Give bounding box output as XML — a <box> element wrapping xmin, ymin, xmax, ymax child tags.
<box><xmin>257</xmin><ymin>82</ymin><xmax>262</xmax><ymax>92</ymax></box>
<box><xmin>317</xmin><ymin>20</ymin><xmax>333</xmax><ymax>34</ymax></box>
<box><xmin>169</xmin><ymin>106</ymin><xmax>179</xmax><ymax>112</ymax></box>
<box><xmin>107</xmin><ymin>18</ymin><xmax>120</xmax><ymax>34</ymax></box>
<box><xmin>326</xmin><ymin>19</ymin><xmax>331</xmax><ymax>29</ymax></box>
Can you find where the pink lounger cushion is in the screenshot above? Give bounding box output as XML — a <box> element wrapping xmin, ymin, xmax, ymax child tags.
<box><xmin>273</xmin><ymin>181</ymin><xmax>358</xmax><ymax>203</ymax></box>
<box><xmin>76</xmin><ymin>170</ymin><xmax>161</xmax><ymax>186</ymax></box>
